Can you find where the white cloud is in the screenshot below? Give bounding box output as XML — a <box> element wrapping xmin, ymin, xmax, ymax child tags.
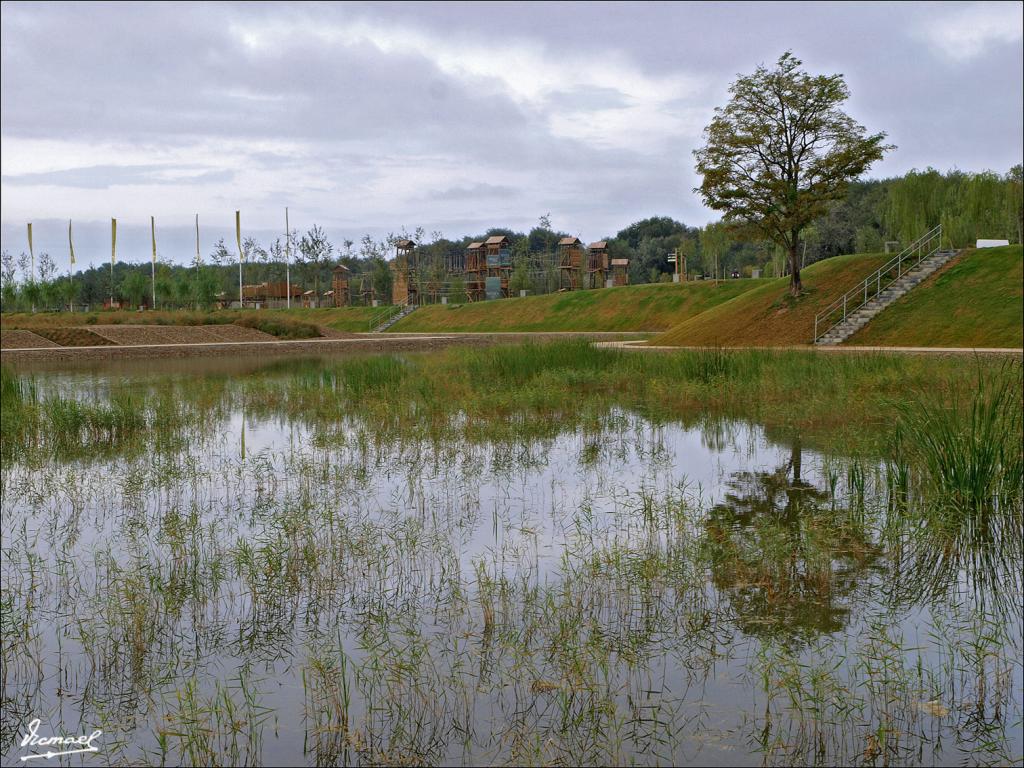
<box><xmin>228</xmin><ymin>13</ymin><xmax>707</xmax><ymax>152</ymax></box>
<box><xmin>920</xmin><ymin>2</ymin><xmax>1023</xmax><ymax>62</ymax></box>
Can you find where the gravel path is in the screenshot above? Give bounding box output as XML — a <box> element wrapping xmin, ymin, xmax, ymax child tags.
<box><xmin>594</xmin><ymin>339</ymin><xmax>1024</xmax><ymax>356</ymax></box>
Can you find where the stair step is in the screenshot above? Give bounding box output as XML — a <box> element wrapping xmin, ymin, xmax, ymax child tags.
<box><xmin>815</xmin><ymin>244</ymin><xmax>960</xmax><ymax>343</ymax></box>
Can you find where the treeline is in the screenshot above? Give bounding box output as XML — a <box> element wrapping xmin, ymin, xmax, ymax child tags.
<box><xmin>1</xmin><ymin>166</ymin><xmax>1020</xmax><ymax>311</ymax></box>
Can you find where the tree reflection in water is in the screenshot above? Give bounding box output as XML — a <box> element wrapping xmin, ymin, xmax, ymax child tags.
<box><xmin>702</xmin><ymin>439</ymin><xmax>883</xmax><ymax>644</ymax></box>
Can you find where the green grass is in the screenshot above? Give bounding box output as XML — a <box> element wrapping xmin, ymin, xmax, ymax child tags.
<box><xmin>386</xmin><ymin>280</ymin><xmax>765</xmax><ymax>333</ymax></box>
<box><xmin>651</xmin><ymin>253</ymin><xmax>890</xmax><ymax>347</ymax></box>
<box><xmin>236</xmin><ymin>306</ymin><xmax>390</xmax><ymax>333</ymax></box>
<box><xmin>846</xmin><ymin>245</ymin><xmax>1023</xmax><ymax>348</ymax></box>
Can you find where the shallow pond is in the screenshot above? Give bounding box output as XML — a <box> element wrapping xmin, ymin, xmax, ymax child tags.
<box><xmin>2</xmin><ymin>355</ymin><xmax>1021</xmax><ymax>766</ymax></box>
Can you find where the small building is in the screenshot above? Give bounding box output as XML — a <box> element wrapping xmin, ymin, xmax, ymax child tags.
<box><xmin>242</xmin><ymin>281</ymin><xmax>303</xmax><ymax>309</ymax></box>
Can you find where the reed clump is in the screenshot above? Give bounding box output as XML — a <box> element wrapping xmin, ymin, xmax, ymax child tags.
<box><xmin>895</xmin><ymin>359</ymin><xmax>1022</xmax><ymax>509</ymax></box>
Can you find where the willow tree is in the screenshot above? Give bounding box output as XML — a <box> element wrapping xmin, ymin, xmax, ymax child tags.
<box><xmin>694</xmin><ymin>52</ymin><xmax>893</xmax><ymax>295</ymax></box>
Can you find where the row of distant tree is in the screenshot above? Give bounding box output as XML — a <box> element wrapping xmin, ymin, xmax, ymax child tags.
<box><xmin>1</xmin><ymin>166</ymin><xmax>1020</xmax><ymax>312</ymax></box>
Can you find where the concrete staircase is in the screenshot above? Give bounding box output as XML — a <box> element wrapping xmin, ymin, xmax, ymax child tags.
<box><xmin>372</xmin><ymin>303</ymin><xmax>416</xmax><ymax>332</ymax></box>
<box><xmin>815</xmin><ymin>249</ymin><xmax>958</xmax><ymax>344</ymax></box>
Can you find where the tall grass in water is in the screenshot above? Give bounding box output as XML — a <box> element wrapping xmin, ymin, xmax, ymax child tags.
<box><xmin>896</xmin><ymin>359</ymin><xmax>1023</xmax><ymax>509</ymax></box>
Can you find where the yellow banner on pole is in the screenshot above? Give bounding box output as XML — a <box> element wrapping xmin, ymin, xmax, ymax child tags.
<box><xmin>236</xmin><ymin>210</ymin><xmax>243</xmax><ymax>262</ymax></box>
<box><xmin>69</xmin><ymin>220</ymin><xmax>76</xmax><ymax>265</ymax></box>
<box><xmin>151</xmin><ymin>216</ymin><xmax>157</xmax><ymax>263</ymax></box>
<box><xmin>111</xmin><ymin>218</ymin><xmax>117</xmax><ymax>264</ymax></box>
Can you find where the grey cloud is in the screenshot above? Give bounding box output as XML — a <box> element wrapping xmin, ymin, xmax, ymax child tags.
<box><xmin>543</xmin><ymin>86</ymin><xmax>633</xmax><ymax>111</ymax></box>
<box><xmin>431</xmin><ymin>183</ymin><xmax>517</xmax><ymax>201</ymax></box>
<box><xmin>1</xmin><ymin>1</ymin><xmax>1021</xmax><ymax>262</ymax></box>
<box><xmin>2</xmin><ymin>165</ymin><xmax>234</xmax><ymax>189</ymax></box>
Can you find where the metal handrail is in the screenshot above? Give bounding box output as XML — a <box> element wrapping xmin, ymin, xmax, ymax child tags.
<box><xmin>368</xmin><ymin>297</ymin><xmax>410</xmax><ymax>332</ymax></box>
<box><xmin>813</xmin><ymin>225</ymin><xmax>942</xmax><ymax>343</ymax></box>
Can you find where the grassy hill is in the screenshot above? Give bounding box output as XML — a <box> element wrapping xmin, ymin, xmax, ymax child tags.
<box><xmin>846</xmin><ymin>245</ymin><xmax>1023</xmax><ymax>348</ymax></box>
<box><xmin>387</xmin><ymin>280</ymin><xmax>765</xmax><ymax>333</ymax></box>
<box><xmin>652</xmin><ymin>252</ymin><xmax>890</xmax><ymax>346</ymax></box>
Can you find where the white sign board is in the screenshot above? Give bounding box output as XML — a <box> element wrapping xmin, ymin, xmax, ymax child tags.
<box><xmin>976</xmin><ymin>239</ymin><xmax>1009</xmax><ymax>248</ymax></box>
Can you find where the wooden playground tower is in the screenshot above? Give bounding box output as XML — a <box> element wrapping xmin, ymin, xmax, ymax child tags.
<box><xmin>464</xmin><ymin>235</ymin><xmax>511</xmax><ymax>300</ymax></box>
<box><xmin>587</xmin><ymin>240</ymin><xmax>610</xmax><ymax>288</ymax></box>
<box><xmin>381</xmin><ymin>231</ymin><xmax>631</xmax><ymax>305</ymax></box>
<box><xmin>558</xmin><ymin>237</ymin><xmax>585</xmax><ymax>289</ymax></box>
<box><xmin>391</xmin><ymin>239</ymin><xmax>417</xmax><ymax>304</ymax></box>
<box><xmin>329</xmin><ymin>264</ymin><xmax>351</xmax><ymax>307</ymax></box>
<box><xmin>559</xmin><ymin>237</ymin><xmax>612</xmax><ymax>289</ymax></box>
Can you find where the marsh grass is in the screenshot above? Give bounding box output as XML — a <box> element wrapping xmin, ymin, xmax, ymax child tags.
<box><xmin>896</xmin><ymin>358</ymin><xmax>1023</xmax><ymax>509</ymax></box>
<box><xmin>1</xmin><ymin>343</ymin><xmax>1021</xmax><ymax>766</ymax></box>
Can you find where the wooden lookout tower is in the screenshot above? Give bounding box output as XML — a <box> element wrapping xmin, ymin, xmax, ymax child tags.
<box><xmin>331</xmin><ymin>264</ymin><xmax>351</xmax><ymax>307</ymax></box>
<box><xmin>392</xmin><ymin>239</ymin><xmax>417</xmax><ymax>305</ymax></box>
<box><xmin>464</xmin><ymin>241</ymin><xmax>486</xmax><ymax>301</ymax></box>
<box><xmin>586</xmin><ymin>241</ymin><xmax>609</xmax><ymax>288</ymax></box>
<box><xmin>558</xmin><ymin>236</ymin><xmax>585</xmax><ymax>290</ymax></box>
<box><xmin>483</xmin><ymin>235</ymin><xmax>512</xmax><ymax>299</ymax></box>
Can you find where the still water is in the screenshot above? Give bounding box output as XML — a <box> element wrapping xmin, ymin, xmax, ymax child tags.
<box><xmin>2</xmin><ymin>356</ymin><xmax>1021</xmax><ymax>766</ymax></box>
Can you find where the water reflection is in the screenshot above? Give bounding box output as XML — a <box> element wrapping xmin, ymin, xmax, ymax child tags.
<box><xmin>887</xmin><ymin>500</ymin><xmax>1024</xmax><ymax>624</ymax></box>
<box><xmin>702</xmin><ymin>440</ymin><xmax>883</xmax><ymax>643</ymax></box>
<box><xmin>1</xmin><ymin>362</ymin><xmax>1021</xmax><ymax>767</ymax></box>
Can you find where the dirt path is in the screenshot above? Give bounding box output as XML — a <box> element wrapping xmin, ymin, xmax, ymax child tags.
<box><xmin>594</xmin><ymin>339</ymin><xmax>1024</xmax><ymax>356</ymax></box>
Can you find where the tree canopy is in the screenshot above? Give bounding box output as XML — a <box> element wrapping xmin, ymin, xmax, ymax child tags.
<box><xmin>695</xmin><ymin>52</ymin><xmax>893</xmax><ymax>294</ymax></box>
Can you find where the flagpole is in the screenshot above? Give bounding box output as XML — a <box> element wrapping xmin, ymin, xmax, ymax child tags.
<box><xmin>195</xmin><ymin>214</ymin><xmax>200</xmax><ymax>309</ymax></box>
<box><xmin>150</xmin><ymin>216</ymin><xmax>157</xmax><ymax>309</ymax></box>
<box><xmin>68</xmin><ymin>219</ymin><xmax>76</xmax><ymax>312</ymax></box>
<box><xmin>285</xmin><ymin>207</ymin><xmax>291</xmax><ymax>309</ymax></box>
<box><xmin>27</xmin><ymin>222</ymin><xmax>35</xmax><ymax>312</ymax></box>
<box><xmin>110</xmin><ymin>218</ymin><xmax>117</xmax><ymax>307</ymax></box>
<box><xmin>236</xmin><ymin>210</ymin><xmax>243</xmax><ymax>309</ymax></box>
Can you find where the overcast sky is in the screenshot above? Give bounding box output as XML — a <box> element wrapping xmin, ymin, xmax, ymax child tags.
<box><xmin>1</xmin><ymin>1</ymin><xmax>1022</xmax><ymax>268</ymax></box>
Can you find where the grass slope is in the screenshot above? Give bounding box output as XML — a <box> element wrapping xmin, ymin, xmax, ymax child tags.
<box><xmin>846</xmin><ymin>245</ymin><xmax>1023</xmax><ymax>348</ymax></box>
<box><xmin>387</xmin><ymin>281</ymin><xmax>765</xmax><ymax>333</ymax></box>
<box><xmin>653</xmin><ymin>252</ymin><xmax>890</xmax><ymax>347</ymax></box>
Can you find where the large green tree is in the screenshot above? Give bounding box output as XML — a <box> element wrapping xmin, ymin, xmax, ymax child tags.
<box><xmin>695</xmin><ymin>52</ymin><xmax>893</xmax><ymax>295</ymax></box>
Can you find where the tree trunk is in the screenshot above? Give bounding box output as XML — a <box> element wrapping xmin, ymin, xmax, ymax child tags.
<box><xmin>788</xmin><ymin>240</ymin><xmax>802</xmax><ymax>296</ymax></box>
